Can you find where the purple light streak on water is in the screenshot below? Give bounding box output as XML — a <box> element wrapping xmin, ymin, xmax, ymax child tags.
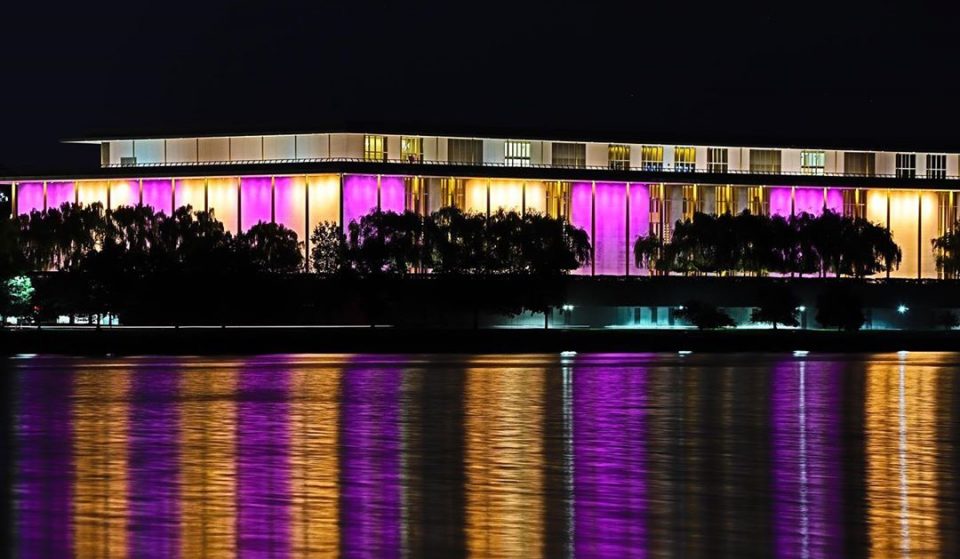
<box><xmin>574</xmin><ymin>365</ymin><xmax>648</xmax><ymax>557</ymax></box>
<box><xmin>240</xmin><ymin>177</ymin><xmax>274</xmax><ymax>231</ymax></box>
<box><xmin>16</xmin><ymin>182</ymin><xmax>44</xmax><ymax>214</ymax></box>
<box><xmin>769</xmin><ymin>187</ymin><xmax>793</xmax><ymax>217</ymax></box>
<box><xmin>237</xmin><ymin>366</ymin><xmax>292</xmax><ymax>558</ymax></box>
<box><xmin>570</xmin><ymin>182</ymin><xmax>593</xmax><ymax>275</ymax></box>
<box><xmin>629</xmin><ymin>183</ymin><xmax>650</xmax><ymax>274</ymax></box>
<box><xmin>772</xmin><ymin>361</ymin><xmax>843</xmax><ymax>558</ymax></box>
<box><xmin>46</xmin><ymin>181</ymin><xmax>75</xmax><ymax>210</ymax></box>
<box><xmin>15</xmin><ymin>367</ymin><xmax>73</xmax><ymax>557</ymax></box>
<box><xmin>343</xmin><ymin>175</ymin><xmax>379</xmax><ymax>232</ymax></box>
<box><xmin>594</xmin><ymin>182</ymin><xmax>627</xmax><ymax>276</ymax></box>
<box><xmin>340</xmin><ymin>364</ymin><xmax>403</xmax><ymax>559</ymax></box>
<box><xmin>379</xmin><ymin>176</ymin><xmax>406</xmax><ymax>214</ymax></box>
<box><xmin>128</xmin><ymin>368</ymin><xmax>180</xmax><ymax>558</ymax></box>
<box><xmin>142</xmin><ymin>179</ymin><xmax>173</xmax><ymax>215</ymax></box>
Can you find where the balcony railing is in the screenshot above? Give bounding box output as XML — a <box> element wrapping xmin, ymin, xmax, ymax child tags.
<box><xmin>101</xmin><ymin>156</ymin><xmax>960</xmax><ymax>181</ymax></box>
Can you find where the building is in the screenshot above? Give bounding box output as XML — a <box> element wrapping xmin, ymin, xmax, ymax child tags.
<box><xmin>3</xmin><ymin>130</ymin><xmax>958</xmax><ymax>279</ymax></box>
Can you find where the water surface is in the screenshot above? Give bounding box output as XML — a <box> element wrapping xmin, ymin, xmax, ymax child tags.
<box><xmin>3</xmin><ymin>353</ymin><xmax>959</xmax><ymax>558</ymax></box>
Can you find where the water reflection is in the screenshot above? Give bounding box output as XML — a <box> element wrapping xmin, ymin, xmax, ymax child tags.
<box><xmin>4</xmin><ymin>353</ymin><xmax>960</xmax><ymax>558</ymax></box>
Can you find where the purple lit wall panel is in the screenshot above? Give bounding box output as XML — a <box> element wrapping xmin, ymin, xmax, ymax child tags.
<box><xmin>769</xmin><ymin>187</ymin><xmax>792</xmax><ymax>217</ymax></box>
<box><xmin>594</xmin><ymin>182</ymin><xmax>627</xmax><ymax>276</ymax></box>
<box><xmin>772</xmin><ymin>362</ymin><xmax>843</xmax><ymax>558</ymax></box>
<box><xmin>825</xmin><ymin>189</ymin><xmax>843</xmax><ymax>215</ymax></box>
<box><xmin>570</xmin><ymin>182</ymin><xmax>593</xmax><ymax>275</ymax></box>
<box><xmin>629</xmin><ymin>184</ymin><xmax>651</xmax><ymax>275</ymax></box>
<box><xmin>128</xmin><ymin>369</ymin><xmax>180</xmax><ymax>559</ymax></box>
<box><xmin>240</xmin><ymin>177</ymin><xmax>273</xmax><ymax>231</ymax></box>
<box><xmin>142</xmin><ymin>179</ymin><xmax>173</xmax><ymax>215</ymax></box>
<box><xmin>237</xmin><ymin>366</ymin><xmax>291</xmax><ymax>558</ymax></box>
<box><xmin>794</xmin><ymin>188</ymin><xmax>826</xmax><ymax>216</ymax></box>
<box><xmin>16</xmin><ymin>367</ymin><xmax>73</xmax><ymax>557</ymax></box>
<box><xmin>343</xmin><ymin>175</ymin><xmax>379</xmax><ymax>231</ymax></box>
<box><xmin>341</xmin><ymin>364</ymin><xmax>402</xmax><ymax>558</ymax></box>
<box><xmin>16</xmin><ymin>182</ymin><xmax>44</xmax><ymax>214</ymax></box>
<box><xmin>574</xmin><ymin>364</ymin><xmax>648</xmax><ymax>557</ymax></box>
<box><xmin>46</xmin><ymin>181</ymin><xmax>75</xmax><ymax>210</ymax></box>
<box><xmin>379</xmin><ymin>176</ymin><xmax>405</xmax><ymax>214</ymax></box>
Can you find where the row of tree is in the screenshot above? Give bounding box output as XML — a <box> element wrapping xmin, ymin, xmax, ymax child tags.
<box><xmin>634</xmin><ymin>210</ymin><xmax>904</xmax><ymax>278</ymax></box>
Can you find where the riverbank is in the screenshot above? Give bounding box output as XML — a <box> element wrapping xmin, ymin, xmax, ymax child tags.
<box><xmin>3</xmin><ymin>326</ymin><xmax>959</xmax><ymax>355</ymax></box>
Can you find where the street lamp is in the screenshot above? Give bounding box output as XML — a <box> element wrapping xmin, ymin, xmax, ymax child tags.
<box><xmin>897</xmin><ymin>304</ymin><xmax>909</xmax><ymax>314</ymax></box>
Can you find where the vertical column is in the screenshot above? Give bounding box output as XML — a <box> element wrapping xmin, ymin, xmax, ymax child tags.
<box><xmin>591</xmin><ymin>181</ymin><xmax>596</xmax><ymax>276</ymax></box>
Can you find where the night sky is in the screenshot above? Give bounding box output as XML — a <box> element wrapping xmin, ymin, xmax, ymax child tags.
<box><xmin>3</xmin><ymin>1</ymin><xmax>959</xmax><ymax>174</ymax></box>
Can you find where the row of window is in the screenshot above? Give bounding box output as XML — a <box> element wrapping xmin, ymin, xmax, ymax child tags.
<box><xmin>363</xmin><ymin>135</ymin><xmax>950</xmax><ymax>178</ymax></box>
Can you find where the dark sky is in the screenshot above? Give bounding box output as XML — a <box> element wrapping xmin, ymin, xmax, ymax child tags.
<box><xmin>3</xmin><ymin>1</ymin><xmax>959</xmax><ymax>174</ymax></box>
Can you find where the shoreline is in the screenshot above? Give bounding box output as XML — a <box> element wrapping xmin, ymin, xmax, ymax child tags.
<box><xmin>3</xmin><ymin>327</ymin><xmax>959</xmax><ymax>356</ymax></box>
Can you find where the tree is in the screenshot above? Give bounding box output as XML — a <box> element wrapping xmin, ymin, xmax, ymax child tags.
<box><xmin>236</xmin><ymin>222</ymin><xmax>303</xmax><ymax>274</ymax></box>
<box><xmin>633</xmin><ymin>234</ymin><xmax>661</xmax><ymax>274</ymax></box>
<box><xmin>933</xmin><ymin>310</ymin><xmax>959</xmax><ymax>331</ymax></box>
<box><xmin>0</xmin><ymin>217</ymin><xmax>26</xmax><ymax>280</ymax></box>
<box><xmin>1</xmin><ymin>275</ymin><xmax>34</xmax><ymax>325</ymax></box>
<box><xmin>310</xmin><ymin>221</ymin><xmax>348</xmax><ymax>275</ymax></box>
<box><xmin>933</xmin><ymin>222</ymin><xmax>960</xmax><ymax>279</ymax></box>
<box><xmin>676</xmin><ymin>300</ymin><xmax>736</xmax><ymax>330</ymax></box>
<box><xmin>749</xmin><ymin>286</ymin><xmax>800</xmax><ymax>329</ymax></box>
<box><xmin>815</xmin><ymin>286</ymin><xmax>865</xmax><ymax>331</ymax></box>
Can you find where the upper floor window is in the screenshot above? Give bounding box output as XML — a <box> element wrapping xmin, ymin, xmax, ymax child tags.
<box><xmin>674</xmin><ymin>147</ymin><xmax>696</xmax><ymax>172</ymax></box>
<box><xmin>608</xmin><ymin>144</ymin><xmax>631</xmax><ymax>170</ymax></box>
<box><xmin>927</xmin><ymin>154</ymin><xmax>947</xmax><ymax>179</ymax></box>
<box><xmin>641</xmin><ymin>145</ymin><xmax>663</xmax><ymax>171</ymax></box>
<box><xmin>448</xmin><ymin>139</ymin><xmax>483</xmax><ymax>165</ymax></box>
<box><xmin>553</xmin><ymin>142</ymin><xmax>586</xmax><ymax>168</ymax></box>
<box><xmin>505</xmin><ymin>140</ymin><xmax>531</xmax><ymax>167</ymax></box>
<box><xmin>896</xmin><ymin>153</ymin><xmax>916</xmax><ymax>178</ymax></box>
<box><xmin>364</xmin><ymin>135</ymin><xmax>386</xmax><ymax>162</ymax></box>
<box><xmin>844</xmin><ymin>152</ymin><xmax>875</xmax><ymax>176</ymax></box>
<box><xmin>401</xmin><ymin>137</ymin><xmax>423</xmax><ymax>162</ymax></box>
<box><xmin>707</xmin><ymin>148</ymin><xmax>728</xmax><ymax>173</ymax></box>
<box><xmin>749</xmin><ymin>149</ymin><xmax>782</xmax><ymax>174</ymax></box>
<box><xmin>801</xmin><ymin>150</ymin><xmax>825</xmax><ymax>175</ymax></box>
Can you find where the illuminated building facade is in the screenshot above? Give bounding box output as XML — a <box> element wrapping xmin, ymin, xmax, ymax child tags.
<box><xmin>4</xmin><ymin>131</ymin><xmax>960</xmax><ymax>278</ymax></box>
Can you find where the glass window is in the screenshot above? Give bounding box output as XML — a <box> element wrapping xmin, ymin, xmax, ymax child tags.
<box><xmin>505</xmin><ymin>141</ymin><xmax>531</xmax><ymax>167</ymax></box>
<box><xmin>926</xmin><ymin>154</ymin><xmax>946</xmax><ymax>179</ymax></box>
<box><xmin>401</xmin><ymin>137</ymin><xmax>423</xmax><ymax>162</ymax></box>
<box><xmin>608</xmin><ymin>144</ymin><xmax>631</xmax><ymax>170</ymax></box>
<box><xmin>553</xmin><ymin>143</ymin><xmax>586</xmax><ymax>168</ymax></box>
<box><xmin>844</xmin><ymin>152</ymin><xmax>875</xmax><ymax>176</ymax></box>
<box><xmin>364</xmin><ymin>135</ymin><xmax>386</xmax><ymax>162</ymax></box>
<box><xmin>896</xmin><ymin>153</ymin><xmax>916</xmax><ymax>178</ymax></box>
<box><xmin>749</xmin><ymin>149</ymin><xmax>781</xmax><ymax>174</ymax></box>
<box><xmin>448</xmin><ymin>139</ymin><xmax>483</xmax><ymax>165</ymax></box>
<box><xmin>707</xmin><ymin>148</ymin><xmax>728</xmax><ymax>173</ymax></box>
<box><xmin>801</xmin><ymin>150</ymin><xmax>825</xmax><ymax>175</ymax></box>
<box><xmin>674</xmin><ymin>147</ymin><xmax>696</xmax><ymax>172</ymax></box>
<box><xmin>641</xmin><ymin>145</ymin><xmax>663</xmax><ymax>171</ymax></box>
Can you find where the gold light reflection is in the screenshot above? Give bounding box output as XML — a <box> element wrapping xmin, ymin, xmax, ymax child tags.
<box><xmin>289</xmin><ymin>363</ymin><xmax>341</xmax><ymax>557</ymax></box>
<box><xmin>175</xmin><ymin>178</ymin><xmax>207</xmax><ymax>214</ymax></box>
<box><xmin>76</xmin><ymin>180</ymin><xmax>110</xmax><ymax>208</ymax></box>
<box><xmin>207</xmin><ymin>178</ymin><xmax>239</xmax><ymax>232</ymax></box>
<box><xmin>465</xmin><ymin>362</ymin><xmax>544</xmax><ymax>557</ymax></box>
<box><xmin>465</xmin><ymin>179</ymin><xmax>488</xmax><ymax>214</ymax></box>
<box><xmin>524</xmin><ymin>181</ymin><xmax>547</xmax><ymax>214</ymax></box>
<box><xmin>73</xmin><ymin>366</ymin><xmax>131</xmax><ymax>558</ymax></box>
<box><xmin>307</xmin><ymin>175</ymin><xmax>341</xmax><ymax>231</ymax></box>
<box><xmin>866</xmin><ymin>357</ymin><xmax>940</xmax><ymax>557</ymax></box>
<box><xmin>489</xmin><ymin>181</ymin><xmax>525</xmax><ymax>213</ymax></box>
<box><xmin>180</xmin><ymin>366</ymin><xmax>237</xmax><ymax>559</ymax></box>
<box><xmin>109</xmin><ymin>180</ymin><xmax>140</xmax><ymax>209</ymax></box>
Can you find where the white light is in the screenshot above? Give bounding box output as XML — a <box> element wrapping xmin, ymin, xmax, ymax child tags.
<box><xmin>897</xmin><ymin>305</ymin><xmax>909</xmax><ymax>314</ymax></box>
<box><xmin>678</xmin><ymin>350</ymin><xmax>692</xmax><ymax>356</ymax></box>
<box><xmin>562</xmin><ymin>304</ymin><xmax>575</xmax><ymax>311</ymax></box>
<box><xmin>897</xmin><ymin>350</ymin><xmax>909</xmax><ymax>358</ymax></box>
<box><xmin>793</xmin><ymin>350</ymin><xmax>809</xmax><ymax>356</ymax></box>
<box><xmin>797</xmin><ymin>306</ymin><xmax>807</xmax><ymax>312</ymax></box>
<box><xmin>677</xmin><ymin>305</ymin><xmax>685</xmax><ymax>310</ymax></box>
<box><xmin>560</xmin><ymin>351</ymin><xmax>577</xmax><ymax>357</ymax></box>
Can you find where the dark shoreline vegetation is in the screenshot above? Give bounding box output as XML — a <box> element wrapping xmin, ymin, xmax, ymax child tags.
<box><xmin>2</xmin><ymin>202</ymin><xmax>960</xmax><ymax>332</ymax></box>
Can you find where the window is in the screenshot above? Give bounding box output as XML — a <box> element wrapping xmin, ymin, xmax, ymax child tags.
<box><xmin>715</xmin><ymin>185</ymin><xmax>735</xmax><ymax>215</ymax></box>
<box><xmin>927</xmin><ymin>154</ymin><xmax>947</xmax><ymax>179</ymax></box>
<box><xmin>801</xmin><ymin>150</ymin><xmax>825</xmax><ymax>175</ymax></box>
<box><xmin>749</xmin><ymin>149</ymin><xmax>781</xmax><ymax>174</ymax></box>
<box><xmin>641</xmin><ymin>145</ymin><xmax>663</xmax><ymax>171</ymax></box>
<box><xmin>896</xmin><ymin>153</ymin><xmax>916</xmax><ymax>178</ymax></box>
<box><xmin>505</xmin><ymin>140</ymin><xmax>531</xmax><ymax>167</ymax></box>
<box><xmin>674</xmin><ymin>147</ymin><xmax>696</xmax><ymax>172</ymax></box>
<box><xmin>553</xmin><ymin>143</ymin><xmax>586</xmax><ymax>168</ymax></box>
<box><xmin>707</xmin><ymin>148</ymin><xmax>728</xmax><ymax>173</ymax></box>
<box><xmin>844</xmin><ymin>152</ymin><xmax>875</xmax><ymax>176</ymax></box>
<box><xmin>364</xmin><ymin>135</ymin><xmax>386</xmax><ymax>162</ymax></box>
<box><xmin>448</xmin><ymin>139</ymin><xmax>483</xmax><ymax>165</ymax></box>
<box><xmin>401</xmin><ymin>137</ymin><xmax>423</xmax><ymax>162</ymax></box>
<box><xmin>608</xmin><ymin>144</ymin><xmax>631</xmax><ymax>170</ymax></box>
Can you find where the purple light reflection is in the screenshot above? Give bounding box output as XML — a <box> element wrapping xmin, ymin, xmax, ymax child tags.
<box><xmin>15</xmin><ymin>366</ymin><xmax>73</xmax><ymax>557</ymax></box>
<box><xmin>340</xmin><ymin>363</ymin><xmax>403</xmax><ymax>558</ymax></box>
<box><xmin>46</xmin><ymin>181</ymin><xmax>75</xmax><ymax>210</ymax></box>
<box><xmin>574</xmin><ymin>364</ymin><xmax>648</xmax><ymax>557</ymax></box>
<box><xmin>769</xmin><ymin>187</ymin><xmax>793</xmax><ymax>217</ymax></box>
<box><xmin>629</xmin><ymin>183</ymin><xmax>651</xmax><ymax>275</ymax></box>
<box><xmin>343</xmin><ymin>175</ymin><xmax>379</xmax><ymax>231</ymax></box>
<box><xmin>570</xmin><ymin>182</ymin><xmax>593</xmax><ymax>275</ymax></box>
<box><xmin>772</xmin><ymin>361</ymin><xmax>843</xmax><ymax>558</ymax></box>
<box><xmin>237</xmin><ymin>366</ymin><xmax>291</xmax><ymax>558</ymax></box>
<box><xmin>380</xmin><ymin>176</ymin><xmax>405</xmax><ymax>214</ymax></box>
<box><xmin>16</xmin><ymin>182</ymin><xmax>44</xmax><ymax>214</ymax></box>
<box><xmin>594</xmin><ymin>182</ymin><xmax>627</xmax><ymax>276</ymax></box>
<box><xmin>128</xmin><ymin>368</ymin><xmax>180</xmax><ymax>558</ymax></box>
<box><xmin>142</xmin><ymin>179</ymin><xmax>173</xmax><ymax>215</ymax></box>
<box><xmin>240</xmin><ymin>177</ymin><xmax>273</xmax><ymax>231</ymax></box>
